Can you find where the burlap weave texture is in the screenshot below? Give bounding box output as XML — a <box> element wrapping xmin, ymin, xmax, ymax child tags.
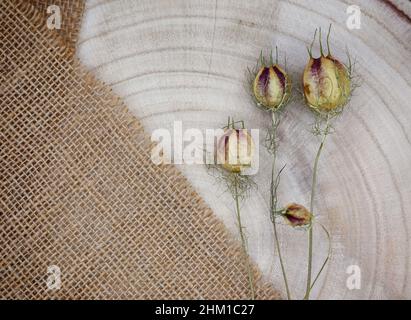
<box><xmin>0</xmin><ymin>0</ymin><xmax>279</xmax><ymax>299</ymax></box>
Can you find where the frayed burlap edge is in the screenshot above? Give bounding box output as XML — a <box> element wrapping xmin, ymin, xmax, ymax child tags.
<box><xmin>28</xmin><ymin>0</ymin><xmax>85</xmax><ymax>52</ymax></box>
<box><xmin>0</xmin><ymin>0</ymin><xmax>281</xmax><ymax>300</ymax></box>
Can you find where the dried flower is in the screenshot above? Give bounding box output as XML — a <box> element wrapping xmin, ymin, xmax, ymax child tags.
<box><xmin>253</xmin><ymin>64</ymin><xmax>292</xmax><ymax>110</ymax></box>
<box><xmin>217</xmin><ymin>128</ymin><xmax>254</xmax><ymax>173</ymax></box>
<box><xmin>282</xmin><ymin>203</ymin><xmax>313</xmax><ymax>227</ymax></box>
<box><xmin>303</xmin><ymin>28</ymin><xmax>351</xmax><ymax>113</ymax></box>
<box><xmin>208</xmin><ymin>118</ymin><xmax>257</xmax><ymax>299</ymax></box>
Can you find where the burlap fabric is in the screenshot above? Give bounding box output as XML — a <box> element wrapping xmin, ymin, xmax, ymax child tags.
<box><xmin>28</xmin><ymin>0</ymin><xmax>85</xmax><ymax>51</ymax></box>
<box><xmin>0</xmin><ymin>0</ymin><xmax>279</xmax><ymax>299</ymax></box>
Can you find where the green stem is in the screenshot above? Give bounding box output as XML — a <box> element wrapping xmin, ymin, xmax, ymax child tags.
<box><xmin>310</xmin><ymin>223</ymin><xmax>331</xmax><ymax>291</ymax></box>
<box><xmin>270</xmin><ymin>111</ymin><xmax>291</xmax><ymax>300</ymax></box>
<box><xmin>234</xmin><ymin>174</ymin><xmax>255</xmax><ymax>300</ymax></box>
<box><xmin>304</xmin><ymin>116</ymin><xmax>330</xmax><ymax>300</ymax></box>
<box><xmin>272</xmin><ymin>193</ymin><xmax>291</xmax><ymax>299</ymax></box>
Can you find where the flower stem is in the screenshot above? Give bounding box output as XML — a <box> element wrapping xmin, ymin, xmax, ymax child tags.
<box><xmin>270</xmin><ymin>111</ymin><xmax>291</xmax><ymax>300</ymax></box>
<box><xmin>233</xmin><ymin>174</ymin><xmax>255</xmax><ymax>300</ymax></box>
<box><xmin>310</xmin><ymin>223</ymin><xmax>332</xmax><ymax>291</ymax></box>
<box><xmin>304</xmin><ymin>116</ymin><xmax>330</xmax><ymax>300</ymax></box>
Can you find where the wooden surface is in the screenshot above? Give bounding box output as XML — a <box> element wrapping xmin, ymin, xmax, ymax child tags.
<box><xmin>77</xmin><ymin>0</ymin><xmax>411</xmax><ymax>299</ymax></box>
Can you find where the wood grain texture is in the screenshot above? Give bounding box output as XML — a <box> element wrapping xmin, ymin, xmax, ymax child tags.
<box><xmin>77</xmin><ymin>0</ymin><xmax>411</xmax><ymax>299</ymax></box>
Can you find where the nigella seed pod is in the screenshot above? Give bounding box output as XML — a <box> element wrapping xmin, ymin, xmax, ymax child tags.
<box><xmin>253</xmin><ymin>64</ymin><xmax>291</xmax><ymax>110</ymax></box>
<box><xmin>303</xmin><ymin>56</ymin><xmax>350</xmax><ymax>112</ymax></box>
<box><xmin>282</xmin><ymin>203</ymin><xmax>313</xmax><ymax>227</ymax></box>
<box><xmin>217</xmin><ymin>128</ymin><xmax>254</xmax><ymax>173</ymax></box>
<box><xmin>303</xmin><ymin>27</ymin><xmax>351</xmax><ymax>112</ymax></box>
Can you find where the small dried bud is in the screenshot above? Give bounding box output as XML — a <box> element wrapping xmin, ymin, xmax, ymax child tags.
<box><xmin>282</xmin><ymin>203</ymin><xmax>313</xmax><ymax>227</ymax></box>
<box><xmin>303</xmin><ymin>55</ymin><xmax>350</xmax><ymax>112</ymax></box>
<box><xmin>253</xmin><ymin>64</ymin><xmax>291</xmax><ymax>110</ymax></box>
<box><xmin>217</xmin><ymin>128</ymin><xmax>254</xmax><ymax>173</ymax></box>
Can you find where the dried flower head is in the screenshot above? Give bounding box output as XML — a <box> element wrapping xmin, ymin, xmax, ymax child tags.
<box><xmin>282</xmin><ymin>203</ymin><xmax>313</xmax><ymax>227</ymax></box>
<box><xmin>217</xmin><ymin>128</ymin><xmax>254</xmax><ymax>173</ymax></box>
<box><xmin>208</xmin><ymin>117</ymin><xmax>257</xmax><ymax>299</ymax></box>
<box><xmin>303</xmin><ymin>26</ymin><xmax>352</xmax><ymax>114</ymax></box>
<box><xmin>249</xmin><ymin>50</ymin><xmax>292</xmax><ymax>111</ymax></box>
